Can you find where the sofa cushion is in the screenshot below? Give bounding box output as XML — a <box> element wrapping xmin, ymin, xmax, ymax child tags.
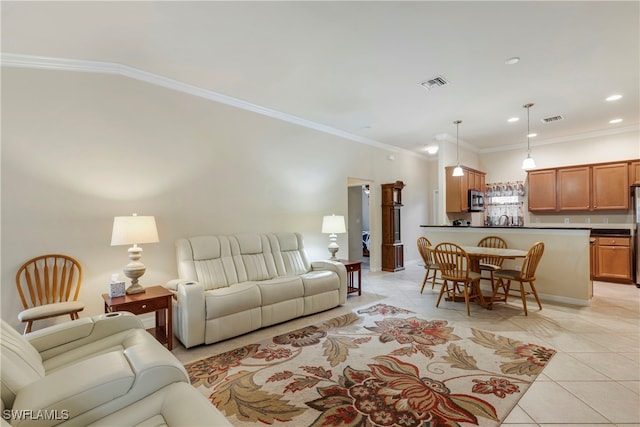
<box><xmin>281</xmin><ymin>250</ymin><xmax>308</xmax><ymax>275</ymax></box>
<box><xmin>177</xmin><ymin>236</ymin><xmax>238</xmax><ymax>290</ymax></box>
<box><xmin>231</xmin><ymin>233</ymin><xmax>278</xmax><ymax>281</ymax></box>
<box><xmin>256</xmin><ymin>276</ymin><xmax>304</xmax><ymax>306</ymax></box>
<box><xmin>194</xmin><ymin>258</ymin><xmax>230</xmax><ymax>290</ymax></box>
<box><xmin>205</xmin><ymin>283</ymin><xmax>262</xmax><ymax>320</ymax></box>
<box><xmin>268</xmin><ymin>232</ymin><xmax>311</xmax><ymax>276</ymax></box>
<box><xmin>300</xmin><ymin>270</ymin><xmax>340</xmax><ymax>296</ymax></box>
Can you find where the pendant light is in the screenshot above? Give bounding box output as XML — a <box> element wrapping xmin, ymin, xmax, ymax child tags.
<box><xmin>452</xmin><ymin>120</ymin><xmax>464</xmax><ymax>176</ymax></box>
<box><xmin>521</xmin><ymin>103</ymin><xmax>536</xmax><ymax>170</ymax></box>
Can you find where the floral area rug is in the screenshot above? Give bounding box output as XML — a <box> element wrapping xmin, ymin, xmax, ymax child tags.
<box><xmin>185</xmin><ymin>304</ymin><xmax>556</xmax><ymax>427</ymax></box>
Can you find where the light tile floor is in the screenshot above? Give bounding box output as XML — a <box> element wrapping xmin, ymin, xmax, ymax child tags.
<box><xmin>172</xmin><ymin>262</ymin><xmax>640</xmax><ymax>426</ymax></box>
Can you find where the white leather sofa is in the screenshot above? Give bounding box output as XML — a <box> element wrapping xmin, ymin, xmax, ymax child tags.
<box><xmin>167</xmin><ymin>232</ymin><xmax>347</xmax><ymax>348</ymax></box>
<box><xmin>1</xmin><ymin>312</ymin><xmax>231</xmax><ymax>426</ymax></box>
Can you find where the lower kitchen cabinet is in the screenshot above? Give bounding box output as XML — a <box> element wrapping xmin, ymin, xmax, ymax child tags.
<box><xmin>594</xmin><ymin>236</ymin><xmax>632</xmax><ymax>283</ymax></box>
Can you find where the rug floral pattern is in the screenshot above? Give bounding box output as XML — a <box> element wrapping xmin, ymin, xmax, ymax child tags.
<box><xmin>185</xmin><ymin>304</ymin><xmax>555</xmax><ymax>426</ymax></box>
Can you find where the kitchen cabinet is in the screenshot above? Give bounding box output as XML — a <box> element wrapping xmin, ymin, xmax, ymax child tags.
<box><xmin>381</xmin><ymin>181</ymin><xmax>405</xmax><ymax>272</ymax></box>
<box><xmin>594</xmin><ymin>236</ymin><xmax>632</xmax><ymax>283</ymax></box>
<box><xmin>558</xmin><ymin>166</ymin><xmax>590</xmax><ymax>210</ymax></box>
<box><xmin>527</xmin><ymin>169</ymin><xmax>557</xmax><ymax>211</ymax></box>
<box><xmin>592</xmin><ymin>163</ymin><xmax>629</xmax><ymax>210</ymax></box>
<box><xmin>445</xmin><ymin>166</ymin><xmax>486</xmax><ymax>212</ymax></box>
<box><xmin>528</xmin><ymin>161</ymin><xmax>629</xmax><ymax>212</ymax></box>
<box><xmin>630</xmin><ymin>161</ymin><xmax>640</xmax><ymax>185</ymax></box>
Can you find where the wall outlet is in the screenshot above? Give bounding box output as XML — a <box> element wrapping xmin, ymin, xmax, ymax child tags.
<box><xmin>603</xmin><ymin>217</ymin><xmax>609</xmax><ymax>224</ymax></box>
<box><xmin>564</xmin><ymin>218</ymin><xmax>570</xmax><ymax>224</ymax></box>
<box><xmin>586</xmin><ymin>217</ymin><xmax>591</xmax><ymax>224</ymax></box>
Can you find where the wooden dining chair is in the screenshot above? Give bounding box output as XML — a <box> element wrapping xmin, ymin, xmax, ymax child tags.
<box><xmin>417</xmin><ymin>237</ymin><xmax>443</xmax><ymax>292</ymax></box>
<box><xmin>433</xmin><ymin>242</ymin><xmax>485</xmax><ymax>316</ymax></box>
<box><xmin>15</xmin><ymin>254</ymin><xmax>84</xmax><ymax>333</ymax></box>
<box><xmin>477</xmin><ymin>236</ymin><xmax>508</xmax><ymax>288</ymax></box>
<box><xmin>490</xmin><ymin>241</ymin><xmax>544</xmax><ymax>315</ymax></box>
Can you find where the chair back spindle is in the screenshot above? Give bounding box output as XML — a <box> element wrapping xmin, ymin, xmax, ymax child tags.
<box><xmin>15</xmin><ymin>254</ymin><xmax>84</xmax><ymax>333</ymax></box>
<box><xmin>477</xmin><ymin>236</ymin><xmax>508</xmax><ymax>267</ymax></box>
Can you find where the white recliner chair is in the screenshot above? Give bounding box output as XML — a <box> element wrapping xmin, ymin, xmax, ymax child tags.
<box><xmin>1</xmin><ymin>312</ymin><xmax>231</xmax><ymax>426</ymax></box>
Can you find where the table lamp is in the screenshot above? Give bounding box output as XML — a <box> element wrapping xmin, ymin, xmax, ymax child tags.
<box><xmin>110</xmin><ymin>213</ymin><xmax>159</xmax><ymax>294</ymax></box>
<box><xmin>321</xmin><ymin>214</ymin><xmax>346</xmax><ymax>260</ymax></box>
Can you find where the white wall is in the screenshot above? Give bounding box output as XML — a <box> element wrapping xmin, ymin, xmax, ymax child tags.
<box><xmin>1</xmin><ymin>67</ymin><xmax>432</xmax><ymax>330</ymax></box>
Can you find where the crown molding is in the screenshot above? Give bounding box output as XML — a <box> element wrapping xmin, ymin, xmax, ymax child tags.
<box><xmin>1</xmin><ymin>53</ymin><xmax>425</xmax><ymax>158</ymax></box>
<box><xmin>4</xmin><ymin>53</ymin><xmax>635</xmax><ymax>158</ymax></box>
<box><xmin>479</xmin><ymin>124</ymin><xmax>640</xmax><ymax>154</ymax></box>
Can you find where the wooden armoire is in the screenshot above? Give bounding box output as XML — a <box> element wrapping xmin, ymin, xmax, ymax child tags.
<box><xmin>381</xmin><ymin>181</ymin><xmax>405</xmax><ymax>272</ymax></box>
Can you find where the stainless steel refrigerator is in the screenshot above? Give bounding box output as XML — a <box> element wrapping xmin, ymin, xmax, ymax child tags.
<box><xmin>635</xmin><ymin>186</ymin><xmax>640</xmax><ymax>286</ymax></box>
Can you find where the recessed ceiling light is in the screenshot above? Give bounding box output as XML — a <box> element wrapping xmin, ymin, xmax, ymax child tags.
<box><xmin>527</xmin><ymin>133</ymin><xmax>537</xmax><ymax>138</ymax></box>
<box><xmin>609</xmin><ymin>118</ymin><xmax>623</xmax><ymax>124</ymax></box>
<box><xmin>507</xmin><ymin>117</ymin><xmax>519</xmax><ymax>123</ymax></box>
<box><xmin>505</xmin><ymin>57</ymin><xmax>520</xmax><ymax>65</ymax></box>
<box><xmin>424</xmin><ymin>144</ymin><xmax>439</xmax><ymax>155</ymax></box>
<box><xmin>606</xmin><ymin>94</ymin><xmax>622</xmax><ymax>101</ymax></box>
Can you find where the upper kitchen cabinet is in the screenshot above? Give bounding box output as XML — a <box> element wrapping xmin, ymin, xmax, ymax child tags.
<box><xmin>630</xmin><ymin>161</ymin><xmax>640</xmax><ymax>186</ymax></box>
<box><xmin>528</xmin><ymin>169</ymin><xmax>557</xmax><ymax>211</ymax></box>
<box><xmin>557</xmin><ymin>166</ymin><xmax>590</xmax><ymax>211</ymax></box>
<box><xmin>592</xmin><ymin>162</ymin><xmax>629</xmax><ymax>210</ymax></box>
<box><xmin>445</xmin><ymin>166</ymin><xmax>486</xmax><ymax>212</ymax></box>
<box><xmin>528</xmin><ymin>161</ymin><xmax>631</xmax><ymax>212</ymax></box>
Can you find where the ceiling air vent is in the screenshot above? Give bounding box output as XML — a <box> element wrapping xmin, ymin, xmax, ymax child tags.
<box><xmin>419</xmin><ymin>76</ymin><xmax>449</xmax><ymax>90</ymax></box>
<box><xmin>541</xmin><ymin>115</ymin><xmax>564</xmax><ymax>123</ymax></box>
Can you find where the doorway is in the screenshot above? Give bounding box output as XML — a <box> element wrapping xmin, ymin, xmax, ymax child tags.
<box><xmin>347</xmin><ymin>178</ymin><xmax>373</xmax><ymax>270</ymax></box>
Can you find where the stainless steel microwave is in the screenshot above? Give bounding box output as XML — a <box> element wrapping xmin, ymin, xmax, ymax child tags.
<box><xmin>468</xmin><ymin>190</ymin><xmax>484</xmax><ymax>212</ymax></box>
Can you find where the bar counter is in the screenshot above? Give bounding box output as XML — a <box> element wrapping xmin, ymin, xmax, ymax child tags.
<box><xmin>420</xmin><ymin>225</ymin><xmax>593</xmax><ymax>305</ymax></box>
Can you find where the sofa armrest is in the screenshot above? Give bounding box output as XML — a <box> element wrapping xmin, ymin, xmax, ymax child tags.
<box><xmin>86</xmin><ymin>382</ymin><xmax>232</xmax><ymax>426</ymax></box>
<box><xmin>11</xmin><ymin>352</ymin><xmax>135</xmax><ymax>427</ymax></box>
<box><xmin>311</xmin><ymin>260</ymin><xmax>348</xmax><ymax>304</ymax></box>
<box><xmin>165</xmin><ymin>278</ymin><xmax>194</xmax><ymax>291</ymax></box>
<box><xmin>25</xmin><ymin>312</ymin><xmax>144</xmax><ymax>355</ymax></box>
<box><xmin>172</xmin><ymin>281</ymin><xmax>206</xmax><ymax>348</ymax></box>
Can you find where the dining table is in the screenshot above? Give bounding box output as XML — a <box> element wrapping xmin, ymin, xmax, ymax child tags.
<box><xmin>457</xmin><ymin>245</ymin><xmax>528</xmax><ymax>273</ymax></box>
<box><xmin>429</xmin><ymin>244</ymin><xmax>529</xmax><ymax>309</ymax></box>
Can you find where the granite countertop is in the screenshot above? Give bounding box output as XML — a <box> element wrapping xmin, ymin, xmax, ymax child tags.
<box><xmin>419</xmin><ymin>224</ymin><xmax>635</xmax><ymax>235</ymax></box>
<box><xmin>419</xmin><ymin>225</ymin><xmax>592</xmax><ymax>230</ymax></box>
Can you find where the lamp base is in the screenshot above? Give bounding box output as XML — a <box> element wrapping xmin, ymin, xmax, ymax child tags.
<box><xmin>123</xmin><ymin>244</ymin><xmax>147</xmax><ymax>295</ymax></box>
<box><xmin>328</xmin><ymin>236</ymin><xmax>340</xmax><ymax>261</ymax></box>
<box><xmin>126</xmin><ymin>283</ymin><xmax>146</xmax><ymax>295</ymax></box>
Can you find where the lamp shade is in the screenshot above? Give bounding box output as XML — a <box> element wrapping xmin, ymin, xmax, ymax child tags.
<box><xmin>111</xmin><ymin>214</ymin><xmax>159</xmax><ymax>246</ymax></box>
<box><xmin>522</xmin><ymin>156</ymin><xmax>536</xmax><ymax>170</ymax></box>
<box><xmin>452</xmin><ymin>165</ymin><xmax>464</xmax><ymax>176</ymax></box>
<box><xmin>321</xmin><ymin>215</ymin><xmax>346</xmax><ymax>234</ymax></box>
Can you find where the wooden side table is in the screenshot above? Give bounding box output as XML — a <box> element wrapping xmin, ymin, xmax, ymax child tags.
<box><xmin>102</xmin><ymin>285</ymin><xmax>173</xmax><ymax>350</ymax></box>
<box><xmin>338</xmin><ymin>260</ymin><xmax>362</xmax><ymax>296</ymax></box>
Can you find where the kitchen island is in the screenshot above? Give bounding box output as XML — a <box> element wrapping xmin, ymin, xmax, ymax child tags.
<box><xmin>420</xmin><ymin>225</ymin><xmax>592</xmax><ymax>305</ymax></box>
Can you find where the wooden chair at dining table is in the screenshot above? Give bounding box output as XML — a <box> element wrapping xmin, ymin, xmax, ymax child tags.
<box><xmin>490</xmin><ymin>241</ymin><xmax>545</xmax><ymax>315</ymax></box>
<box><xmin>433</xmin><ymin>242</ymin><xmax>485</xmax><ymax>316</ymax></box>
<box><xmin>477</xmin><ymin>236</ymin><xmax>508</xmax><ymax>289</ymax></box>
<box><xmin>417</xmin><ymin>236</ymin><xmax>443</xmax><ymax>293</ymax></box>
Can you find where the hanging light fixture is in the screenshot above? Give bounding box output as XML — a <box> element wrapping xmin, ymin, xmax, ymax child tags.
<box><xmin>452</xmin><ymin>120</ymin><xmax>464</xmax><ymax>176</ymax></box>
<box><xmin>521</xmin><ymin>103</ymin><xmax>536</xmax><ymax>170</ymax></box>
